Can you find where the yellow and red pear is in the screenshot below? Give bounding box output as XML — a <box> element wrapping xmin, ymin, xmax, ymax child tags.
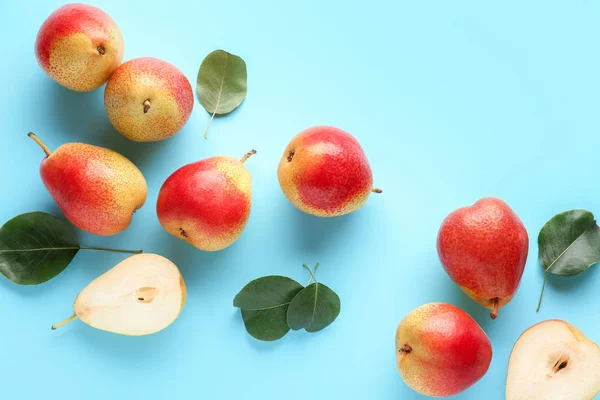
<box><xmin>104</xmin><ymin>57</ymin><xmax>194</xmax><ymax>142</ymax></box>
<box><xmin>35</xmin><ymin>4</ymin><xmax>124</xmax><ymax>91</ymax></box>
<box><xmin>396</xmin><ymin>303</ymin><xmax>492</xmax><ymax>397</ymax></box>
<box><xmin>277</xmin><ymin>126</ymin><xmax>381</xmax><ymax>217</ymax></box>
<box><xmin>28</xmin><ymin>133</ymin><xmax>147</xmax><ymax>236</ymax></box>
<box><xmin>157</xmin><ymin>150</ymin><xmax>255</xmax><ymax>251</ymax></box>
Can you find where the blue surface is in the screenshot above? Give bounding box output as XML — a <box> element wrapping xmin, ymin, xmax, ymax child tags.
<box><xmin>1</xmin><ymin>1</ymin><xmax>599</xmax><ymax>399</ymax></box>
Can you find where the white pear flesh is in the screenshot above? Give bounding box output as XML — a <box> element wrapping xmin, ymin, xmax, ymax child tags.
<box><xmin>72</xmin><ymin>253</ymin><xmax>186</xmax><ymax>336</ymax></box>
<box><xmin>506</xmin><ymin>319</ymin><xmax>600</xmax><ymax>400</ymax></box>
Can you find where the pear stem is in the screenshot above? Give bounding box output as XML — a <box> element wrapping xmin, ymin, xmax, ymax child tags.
<box><xmin>52</xmin><ymin>314</ymin><xmax>78</xmax><ymax>330</ymax></box>
<box><xmin>372</xmin><ymin>188</ymin><xmax>383</xmax><ymax>193</ymax></box>
<box><xmin>240</xmin><ymin>149</ymin><xmax>257</xmax><ymax>164</ymax></box>
<box><xmin>536</xmin><ymin>272</ymin><xmax>549</xmax><ymax>312</ymax></box>
<box><xmin>143</xmin><ymin>99</ymin><xmax>151</xmax><ymax>114</ymax></box>
<box><xmin>490</xmin><ymin>298</ymin><xmax>499</xmax><ymax>320</ymax></box>
<box><xmin>80</xmin><ymin>247</ymin><xmax>143</xmax><ymax>254</ymax></box>
<box><xmin>28</xmin><ymin>132</ymin><xmax>52</xmax><ymax>157</ymax></box>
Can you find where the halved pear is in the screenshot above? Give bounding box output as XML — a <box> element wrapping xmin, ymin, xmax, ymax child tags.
<box><xmin>506</xmin><ymin>319</ymin><xmax>600</xmax><ymax>400</ymax></box>
<box><xmin>52</xmin><ymin>253</ymin><xmax>186</xmax><ymax>336</ymax></box>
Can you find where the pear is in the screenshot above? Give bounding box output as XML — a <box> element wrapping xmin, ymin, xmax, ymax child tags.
<box><xmin>35</xmin><ymin>4</ymin><xmax>124</xmax><ymax>92</ymax></box>
<box><xmin>104</xmin><ymin>57</ymin><xmax>194</xmax><ymax>142</ymax></box>
<box><xmin>506</xmin><ymin>320</ymin><xmax>600</xmax><ymax>400</ymax></box>
<box><xmin>277</xmin><ymin>126</ymin><xmax>381</xmax><ymax>217</ymax></box>
<box><xmin>437</xmin><ymin>198</ymin><xmax>529</xmax><ymax>319</ymax></box>
<box><xmin>52</xmin><ymin>254</ymin><xmax>186</xmax><ymax>336</ymax></box>
<box><xmin>157</xmin><ymin>150</ymin><xmax>255</xmax><ymax>251</ymax></box>
<box><xmin>29</xmin><ymin>133</ymin><xmax>147</xmax><ymax>236</ymax></box>
<box><xmin>396</xmin><ymin>303</ymin><xmax>492</xmax><ymax>397</ymax></box>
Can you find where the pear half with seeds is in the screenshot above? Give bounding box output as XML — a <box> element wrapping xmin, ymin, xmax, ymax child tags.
<box><xmin>52</xmin><ymin>253</ymin><xmax>186</xmax><ymax>336</ymax></box>
<box><xmin>506</xmin><ymin>319</ymin><xmax>600</xmax><ymax>400</ymax></box>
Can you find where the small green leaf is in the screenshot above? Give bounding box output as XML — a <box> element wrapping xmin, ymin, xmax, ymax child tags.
<box><xmin>234</xmin><ymin>276</ymin><xmax>303</xmax><ymax>341</ymax></box>
<box><xmin>0</xmin><ymin>212</ymin><xmax>79</xmax><ymax>285</ymax></box>
<box><xmin>287</xmin><ymin>282</ymin><xmax>341</xmax><ymax>333</ymax></box>
<box><xmin>197</xmin><ymin>49</ymin><xmax>247</xmax><ymax>138</ymax></box>
<box><xmin>240</xmin><ymin>308</ymin><xmax>291</xmax><ymax>342</ymax></box>
<box><xmin>537</xmin><ymin>209</ymin><xmax>600</xmax><ymax>311</ymax></box>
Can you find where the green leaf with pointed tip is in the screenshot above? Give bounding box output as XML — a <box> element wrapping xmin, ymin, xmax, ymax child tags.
<box><xmin>287</xmin><ymin>282</ymin><xmax>341</xmax><ymax>333</ymax></box>
<box><xmin>0</xmin><ymin>212</ymin><xmax>79</xmax><ymax>285</ymax></box>
<box><xmin>234</xmin><ymin>276</ymin><xmax>303</xmax><ymax>341</ymax></box>
<box><xmin>538</xmin><ymin>210</ymin><xmax>600</xmax><ymax>276</ymax></box>
<box><xmin>536</xmin><ymin>209</ymin><xmax>600</xmax><ymax>311</ymax></box>
<box><xmin>197</xmin><ymin>49</ymin><xmax>247</xmax><ymax>138</ymax></box>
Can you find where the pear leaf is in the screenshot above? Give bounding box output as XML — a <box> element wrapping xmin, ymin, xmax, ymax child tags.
<box><xmin>537</xmin><ymin>209</ymin><xmax>600</xmax><ymax>311</ymax></box>
<box><xmin>287</xmin><ymin>265</ymin><xmax>341</xmax><ymax>333</ymax></box>
<box><xmin>234</xmin><ymin>276</ymin><xmax>303</xmax><ymax>341</ymax></box>
<box><xmin>287</xmin><ymin>282</ymin><xmax>341</xmax><ymax>333</ymax></box>
<box><xmin>0</xmin><ymin>212</ymin><xmax>79</xmax><ymax>285</ymax></box>
<box><xmin>0</xmin><ymin>212</ymin><xmax>143</xmax><ymax>286</ymax></box>
<box><xmin>197</xmin><ymin>49</ymin><xmax>247</xmax><ymax>138</ymax></box>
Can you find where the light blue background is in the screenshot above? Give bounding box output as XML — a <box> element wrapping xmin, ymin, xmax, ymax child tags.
<box><xmin>1</xmin><ymin>1</ymin><xmax>599</xmax><ymax>399</ymax></box>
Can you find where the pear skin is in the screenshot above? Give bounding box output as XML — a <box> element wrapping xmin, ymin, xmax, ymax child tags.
<box><xmin>104</xmin><ymin>57</ymin><xmax>194</xmax><ymax>142</ymax></box>
<box><xmin>157</xmin><ymin>151</ymin><xmax>255</xmax><ymax>251</ymax></box>
<box><xmin>35</xmin><ymin>4</ymin><xmax>124</xmax><ymax>92</ymax></box>
<box><xmin>29</xmin><ymin>133</ymin><xmax>147</xmax><ymax>236</ymax></box>
<box><xmin>437</xmin><ymin>198</ymin><xmax>529</xmax><ymax>319</ymax></box>
<box><xmin>506</xmin><ymin>320</ymin><xmax>600</xmax><ymax>400</ymax></box>
<box><xmin>53</xmin><ymin>254</ymin><xmax>186</xmax><ymax>336</ymax></box>
<box><xmin>277</xmin><ymin>126</ymin><xmax>381</xmax><ymax>217</ymax></box>
<box><xmin>395</xmin><ymin>303</ymin><xmax>492</xmax><ymax>397</ymax></box>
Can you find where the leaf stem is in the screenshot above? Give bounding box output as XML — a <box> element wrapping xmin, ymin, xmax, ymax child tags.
<box><xmin>80</xmin><ymin>247</ymin><xmax>143</xmax><ymax>254</ymax></box>
<box><xmin>304</xmin><ymin>263</ymin><xmax>319</xmax><ymax>285</ymax></box>
<box><xmin>51</xmin><ymin>314</ymin><xmax>78</xmax><ymax>330</ymax></box>
<box><xmin>204</xmin><ymin>110</ymin><xmax>217</xmax><ymax>139</ymax></box>
<box><xmin>28</xmin><ymin>132</ymin><xmax>52</xmax><ymax>157</ymax></box>
<box><xmin>537</xmin><ymin>272</ymin><xmax>549</xmax><ymax>312</ymax></box>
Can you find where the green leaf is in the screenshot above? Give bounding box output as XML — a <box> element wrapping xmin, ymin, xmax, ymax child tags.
<box><xmin>287</xmin><ymin>282</ymin><xmax>341</xmax><ymax>333</ymax></box>
<box><xmin>234</xmin><ymin>276</ymin><xmax>303</xmax><ymax>341</ymax></box>
<box><xmin>197</xmin><ymin>49</ymin><xmax>247</xmax><ymax>138</ymax></box>
<box><xmin>537</xmin><ymin>209</ymin><xmax>600</xmax><ymax>311</ymax></box>
<box><xmin>0</xmin><ymin>212</ymin><xmax>79</xmax><ymax>285</ymax></box>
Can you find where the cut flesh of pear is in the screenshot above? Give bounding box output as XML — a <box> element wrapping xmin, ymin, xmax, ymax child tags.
<box><xmin>506</xmin><ymin>320</ymin><xmax>600</xmax><ymax>400</ymax></box>
<box><xmin>55</xmin><ymin>253</ymin><xmax>186</xmax><ymax>336</ymax></box>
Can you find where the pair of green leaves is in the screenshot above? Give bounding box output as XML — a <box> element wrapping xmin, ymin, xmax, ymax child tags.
<box><xmin>537</xmin><ymin>209</ymin><xmax>600</xmax><ymax>310</ymax></box>
<box><xmin>197</xmin><ymin>50</ymin><xmax>247</xmax><ymax>139</ymax></box>
<box><xmin>0</xmin><ymin>212</ymin><xmax>141</xmax><ymax>285</ymax></box>
<box><xmin>233</xmin><ymin>264</ymin><xmax>341</xmax><ymax>341</ymax></box>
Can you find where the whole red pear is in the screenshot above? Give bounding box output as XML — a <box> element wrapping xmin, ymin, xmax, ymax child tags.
<box><xmin>437</xmin><ymin>198</ymin><xmax>529</xmax><ymax>319</ymax></box>
<box><xmin>277</xmin><ymin>126</ymin><xmax>381</xmax><ymax>217</ymax></box>
<box><xmin>156</xmin><ymin>150</ymin><xmax>255</xmax><ymax>251</ymax></box>
<box><xmin>396</xmin><ymin>303</ymin><xmax>492</xmax><ymax>397</ymax></box>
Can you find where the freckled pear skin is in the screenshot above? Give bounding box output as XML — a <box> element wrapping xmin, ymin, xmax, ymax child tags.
<box><xmin>104</xmin><ymin>57</ymin><xmax>194</xmax><ymax>142</ymax></box>
<box><xmin>277</xmin><ymin>126</ymin><xmax>380</xmax><ymax>217</ymax></box>
<box><xmin>29</xmin><ymin>133</ymin><xmax>147</xmax><ymax>236</ymax></box>
<box><xmin>437</xmin><ymin>198</ymin><xmax>529</xmax><ymax>319</ymax></box>
<box><xmin>35</xmin><ymin>4</ymin><xmax>124</xmax><ymax>92</ymax></box>
<box><xmin>396</xmin><ymin>303</ymin><xmax>492</xmax><ymax>397</ymax></box>
<box><xmin>156</xmin><ymin>151</ymin><xmax>255</xmax><ymax>251</ymax></box>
